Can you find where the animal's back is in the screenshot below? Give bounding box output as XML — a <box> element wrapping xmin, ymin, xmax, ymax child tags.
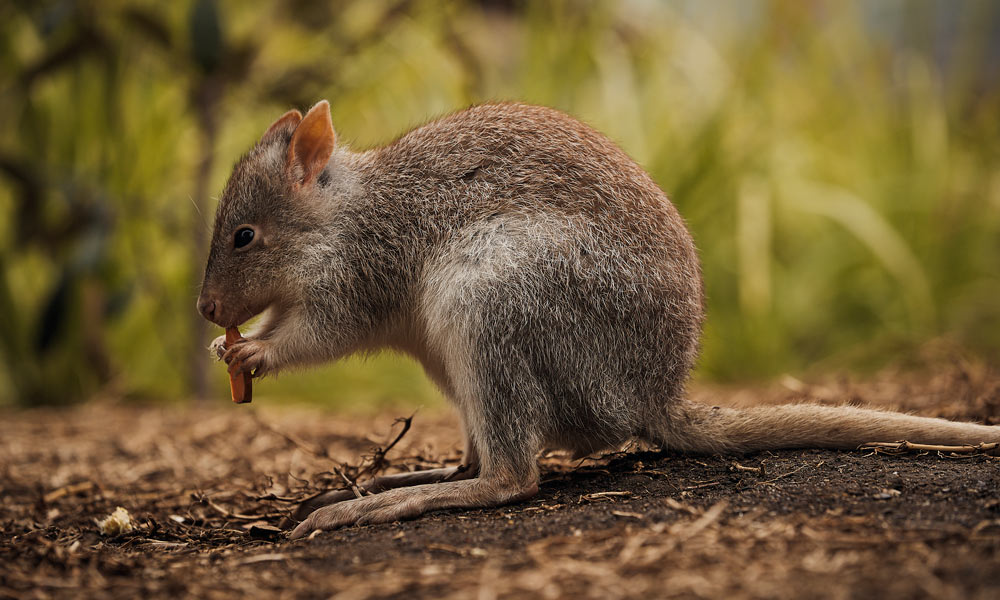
<box><xmin>377</xmin><ymin>103</ymin><xmax>705</xmax><ymax>456</ymax></box>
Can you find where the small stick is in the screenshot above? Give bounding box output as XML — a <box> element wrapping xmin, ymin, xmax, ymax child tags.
<box><xmin>43</xmin><ymin>481</ymin><xmax>95</xmax><ymax>504</ymax></box>
<box><xmin>581</xmin><ymin>491</ymin><xmax>633</xmax><ymax>502</ymax></box>
<box><xmin>357</xmin><ymin>415</ymin><xmax>414</xmax><ymax>480</ymax></box>
<box><xmin>859</xmin><ymin>441</ymin><xmax>998</xmax><ymax>454</ymax></box>
<box><xmin>683</xmin><ymin>480</ymin><xmax>722</xmax><ymax>490</ymax></box>
<box><xmin>755</xmin><ymin>464</ymin><xmax>807</xmax><ymax>486</ymax></box>
<box><xmin>226</xmin><ymin>327</ymin><xmax>253</xmax><ymax>404</ymax></box>
<box><xmin>335</xmin><ymin>468</ymin><xmax>366</xmax><ymax>499</ymax></box>
<box><xmin>196</xmin><ymin>494</ymin><xmax>285</xmax><ymax>521</ymax></box>
<box><xmin>251</xmin><ymin>494</ymin><xmax>302</xmax><ymax>503</ymax></box>
<box><xmin>382</xmin><ymin>416</ymin><xmax>414</xmax><ymax>457</ymax></box>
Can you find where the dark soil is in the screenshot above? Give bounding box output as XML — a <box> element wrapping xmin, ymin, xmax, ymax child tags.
<box><xmin>2</xmin><ymin>360</ymin><xmax>999</xmax><ymax>599</ymax></box>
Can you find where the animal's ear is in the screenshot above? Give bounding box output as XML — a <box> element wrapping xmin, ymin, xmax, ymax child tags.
<box><xmin>286</xmin><ymin>100</ymin><xmax>336</xmax><ymax>187</ymax></box>
<box><xmin>262</xmin><ymin>109</ymin><xmax>303</xmax><ymax>142</ymax></box>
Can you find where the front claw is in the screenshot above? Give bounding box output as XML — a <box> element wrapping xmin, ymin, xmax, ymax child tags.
<box><xmin>223</xmin><ymin>338</ymin><xmax>271</xmax><ymax>378</ymax></box>
<box><xmin>208</xmin><ymin>335</ymin><xmax>227</xmax><ymax>360</ymax></box>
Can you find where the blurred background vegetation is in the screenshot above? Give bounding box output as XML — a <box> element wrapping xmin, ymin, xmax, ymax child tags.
<box><xmin>1</xmin><ymin>0</ymin><xmax>998</xmax><ymax>409</ymax></box>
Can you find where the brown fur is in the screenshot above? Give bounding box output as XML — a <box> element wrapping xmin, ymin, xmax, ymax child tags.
<box><xmin>196</xmin><ymin>101</ymin><xmax>1000</xmax><ymax>539</ymax></box>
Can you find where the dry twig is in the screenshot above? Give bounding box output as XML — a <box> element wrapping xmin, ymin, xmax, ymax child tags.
<box><xmin>731</xmin><ymin>462</ymin><xmax>763</xmax><ymax>474</ymax></box>
<box><xmin>683</xmin><ymin>480</ymin><xmax>722</xmax><ymax>490</ymax></box>
<box><xmin>355</xmin><ymin>415</ymin><xmax>414</xmax><ymax>481</ymax></box>
<box><xmin>581</xmin><ymin>491</ymin><xmax>632</xmax><ymax>502</ymax></box>
<box><xmin>859</xmin><ymin>441</ymin><xmax>998</xmax><ymax>454</ymax></box>
<box><xmin>195</xmin><ymin>493</ymin><xmax>287</xmax><ymax>521</ymax></box>
<box><xmin>43</xmin><ymin>481</ymin><xmax>95</xmax><ymax>504</ymax></box>
<box><xmin>755</xmin><ymin>465</ymin><xmax>808</xmax><ymax>486</ymax></box>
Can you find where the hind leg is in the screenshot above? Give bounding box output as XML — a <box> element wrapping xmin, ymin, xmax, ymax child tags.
<box><xmin>289</xmin><ymin>418</ymin><xmax>538</xmax><ymax>537</ymax></box>
<box><xmin>290</xmin><ymin>418</ymin><xmax>540</xmax><ymax>538</ymax></box>
<box><xmin>289</xmin><ymin>324</ymin><xmax>546</xmax><ymax>537</ymax></box>
<box><xmin>291</xmin><ymin>441</ymin><xmax>480</xmax><ymax>520</ymax></box>
<box><xmin>289</xmin><ymin>466</ymin><xmax>537</xmax><ymax>538</ymax></box>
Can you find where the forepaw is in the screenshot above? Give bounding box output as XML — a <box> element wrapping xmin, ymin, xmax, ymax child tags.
<box><xmin>209</xmin><ymin>335</ymin><xmax>227</xmax><ymax>359</ymax></box>
<box><xmin>223</xmin><ymin>338</ymin><xmax>271</xmax><ymax>378</ymax></box>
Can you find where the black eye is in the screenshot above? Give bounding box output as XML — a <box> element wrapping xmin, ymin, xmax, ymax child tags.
<box><xmin>234</xmin><ymin>227</ymin><xmax>255</xmax><ymax>249</ymax></box>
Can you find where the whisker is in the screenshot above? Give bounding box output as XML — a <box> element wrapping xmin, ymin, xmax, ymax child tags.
<box><xmin>189</xmin><ymin>195</ymin><xmax>213</xmax><ymax>234</ymax></box>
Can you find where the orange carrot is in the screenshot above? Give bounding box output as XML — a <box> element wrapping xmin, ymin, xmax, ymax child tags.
<box><xmin>225</xmin><ymin>327</ymin><xmax>253</xmax><ymax>404</ymax></box>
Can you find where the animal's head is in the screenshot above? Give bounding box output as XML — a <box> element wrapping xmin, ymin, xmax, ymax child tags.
<box><xmin>197</xmin><ymin>100</ymin><xmax>337</xmax><ymax>327</ymax></box>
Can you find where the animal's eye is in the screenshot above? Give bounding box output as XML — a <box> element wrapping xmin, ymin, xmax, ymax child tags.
<box><xmin>234</xmin><ymin>227</ymin><xmax>255</xmax><ymax>249</ymax></box>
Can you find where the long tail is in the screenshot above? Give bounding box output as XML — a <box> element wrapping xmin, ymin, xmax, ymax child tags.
<box><xmin>662</xmin><ymin>400</ymin><xmax>1000</xmax><ymax>454</ymax></box>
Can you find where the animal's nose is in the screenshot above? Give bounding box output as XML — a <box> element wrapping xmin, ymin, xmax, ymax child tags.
<box><xmin>197</xmin><ymin>296</ymin><xmax>217</xmax><ymax>321</ymax></box>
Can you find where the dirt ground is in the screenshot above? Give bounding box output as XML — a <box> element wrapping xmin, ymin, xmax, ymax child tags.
<box><xmin>2</xmin><ymin>359</ymin><xmax>1000</xmax><ymax>599</ymax></box>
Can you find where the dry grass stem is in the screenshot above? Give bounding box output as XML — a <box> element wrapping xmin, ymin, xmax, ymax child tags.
<box><xmin>860</xmin><ymin>441</ymin><xmax>999</xmax><ymax>454</ymax></box>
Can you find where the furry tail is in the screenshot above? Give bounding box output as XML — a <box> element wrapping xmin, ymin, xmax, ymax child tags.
<box><xmin>661</xmin><ymin>401</ymin><xmax>1000</xmax><ymax>454</ymax></box>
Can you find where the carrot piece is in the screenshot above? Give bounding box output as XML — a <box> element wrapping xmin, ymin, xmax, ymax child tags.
<box><xmin>225</xmin><ymin>327</ymin><xmax>253</xmax><ymax>404</ymax></box>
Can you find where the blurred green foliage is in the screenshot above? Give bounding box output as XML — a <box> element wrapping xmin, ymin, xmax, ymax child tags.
<box><xmin>1</xmin><ymin>0</ymin><xmax>998</xmax><ymax>407</ymax></box>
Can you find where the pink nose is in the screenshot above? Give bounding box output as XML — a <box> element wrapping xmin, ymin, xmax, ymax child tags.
<box><xmin>197</xmin><ymin>296</ymin><xmax>217</xmax><ymax>321</ymax></box>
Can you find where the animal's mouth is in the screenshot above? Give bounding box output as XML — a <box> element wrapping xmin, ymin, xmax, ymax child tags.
<box><xmin>199</xmin><ymin>284</ymin><xmax>279</xmax><ymax>329</ymax></box>
<box><xmin>228</xmin><ymin>304</ymin><xmax>270</xmax><ymax>329</ymax></box>
<box><xmin>205</xmin><ymin>302</ymin><xmax>269</xmax><ymax>330</ymax></box>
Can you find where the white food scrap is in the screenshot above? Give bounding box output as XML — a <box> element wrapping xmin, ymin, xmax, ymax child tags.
<box><xmin>97</xmin><ymin>506</ymin><xmax>134</xmax><ymax>536</ymax></box>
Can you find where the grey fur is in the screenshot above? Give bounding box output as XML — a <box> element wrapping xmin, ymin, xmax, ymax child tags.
<box><xmin>197</xmin><ymin>102</ymin><xmax>1000</xmax><ymax>538</ymax></box>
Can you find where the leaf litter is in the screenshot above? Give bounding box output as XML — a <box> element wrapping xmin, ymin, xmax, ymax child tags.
<box><xmin>1</xmin><ymin>360</ymin><xmax>999</xmax><ymax>599</ymax></box>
